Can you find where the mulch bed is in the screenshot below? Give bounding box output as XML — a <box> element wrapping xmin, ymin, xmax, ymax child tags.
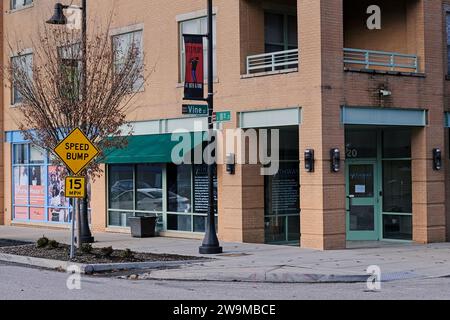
<box><xmin>0</xmin><ymin>244</ymin><xmax>205</xmax><ymax>264</ymax></box>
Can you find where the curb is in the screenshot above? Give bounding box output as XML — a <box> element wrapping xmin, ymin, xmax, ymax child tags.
<box><xmin>0</xmin><ymin>253</ymin><xmax>205</xmax><ymax>274</ymax></box>
<box><xmin>135</xmin><ymin>268</ymin><xmax>372</xmax><ymax>283</ymax></box>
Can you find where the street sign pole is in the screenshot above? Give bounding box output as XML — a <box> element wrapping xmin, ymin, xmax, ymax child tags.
<box><xmin>199</xmin><ymin>0</ymin><xmax>222</xmax><ymax>255</ymax></box>
<box><xmin>70</xmin><ymin>197</ymin><xmax>76</xmax><ymax>259</ymax></box>
<box><xmin>54</xmin><ymin>128</ymin><xmax>100</xmax><ymax>253</ymax></box>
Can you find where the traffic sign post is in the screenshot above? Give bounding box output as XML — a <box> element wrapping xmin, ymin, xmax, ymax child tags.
<box><xmin>54</xmin><ymin>128</ymin><xmax>100</xmax><ymax>259</ymax></box>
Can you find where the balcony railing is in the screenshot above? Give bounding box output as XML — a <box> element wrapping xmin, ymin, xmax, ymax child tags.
<box><xmin>344</xmin><ymin>48</ymin><xmax>418</xmax><ymax>73</ymax></box>
<box><xmin>246</xmin><ymin>49</ymin><xmax>299</xmax><ymax>75</ymax></box>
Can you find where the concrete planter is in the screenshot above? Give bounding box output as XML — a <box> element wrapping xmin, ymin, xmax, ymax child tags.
<box><xmin>128</xmin><ymin>216</ymin><xmax>157</xmax><ymax>238</ymax></box>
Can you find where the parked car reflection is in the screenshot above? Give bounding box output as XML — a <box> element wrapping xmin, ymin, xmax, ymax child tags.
<box><xmin>110</xmin><ymin>188</ymin><xmax>191</xmax><ymax>213</ymax></box>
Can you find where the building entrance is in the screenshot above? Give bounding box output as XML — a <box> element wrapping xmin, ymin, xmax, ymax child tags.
<box><xmin>345</xmin><ymin>128</ymin><xmax>413</xmax><ymax>241</ymax></box>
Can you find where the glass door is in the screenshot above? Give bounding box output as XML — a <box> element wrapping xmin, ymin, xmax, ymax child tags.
<box><xmin>346</xmin><ymin>161</ymin><xmax>380</xmax><ymax>241</ymax></box>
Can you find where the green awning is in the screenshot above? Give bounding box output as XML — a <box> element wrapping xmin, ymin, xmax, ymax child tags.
<box><xmin>102</xmin><ymin>132</ymin><xmax>204</xmax><ymax>164</ymax></box>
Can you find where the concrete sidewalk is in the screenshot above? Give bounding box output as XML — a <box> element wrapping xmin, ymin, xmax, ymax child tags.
<box><xmin>1</xmin><ymin>226</ymin><xmax>450</xmax><ymax>283</ymax></box>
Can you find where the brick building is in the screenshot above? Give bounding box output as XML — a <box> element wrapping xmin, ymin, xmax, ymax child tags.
<box><xmin>2</xmin><ymin>0</ymin><xmax>450</xmax><ymax>250</ymax></box>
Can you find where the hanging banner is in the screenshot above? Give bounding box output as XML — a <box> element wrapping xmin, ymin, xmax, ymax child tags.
<box><xmin>183</xmin><ymin>34</ymin><xmax>204</xmax><ymax>100</ymax></box>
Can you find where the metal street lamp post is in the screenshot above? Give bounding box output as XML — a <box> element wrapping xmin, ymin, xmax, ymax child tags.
<box><xmin>199</xmin><ymin>0</ymin><xmax>223</xmax><ymax>255</ymax></box>
<box><xmin>47</xmin><ymin>0</ymin><xmax>94</xmax><ymax>245</ymax></box>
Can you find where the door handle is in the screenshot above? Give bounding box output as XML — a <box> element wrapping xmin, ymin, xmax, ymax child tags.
<box><xmin>346</xmin><ymin>195</ymin><xmax>355</xmax><ymax>211</ymax></box>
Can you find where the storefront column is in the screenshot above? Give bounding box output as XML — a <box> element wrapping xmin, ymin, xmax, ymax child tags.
<box><xmin>218</xmin><ymin>162</ymin><xmax>265</xmax><ymax>244</ymax></box>
<box><xmin>91</xmin><ymin>164</ymin><xmax>107</xmax><ymax>232</ymax></box>
<box><xmin>299</xmin><ymin>0</ymin><xmax>346</xmax><ymax>250</ymax></box>
<box><xmin>411</xmin><ymin>127</ymin><xmax>447</xmax><ymax>243</ymax></box>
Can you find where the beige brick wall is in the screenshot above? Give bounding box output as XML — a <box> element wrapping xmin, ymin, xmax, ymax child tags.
<box><xmin>1</xmin><ymin>0</ymin><xmax>449</xmax><ymax>247</ymax></box>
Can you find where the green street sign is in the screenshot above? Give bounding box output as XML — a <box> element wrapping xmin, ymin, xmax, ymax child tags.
<box><xmin>182</xmin><ymin>104</ymin><xmax>208</xmax><ymax>116</ymax></box>
<box><xmin>214</xmin><ymin>111</ymin><xmax>232</xmax><ymax>123</ymax></box>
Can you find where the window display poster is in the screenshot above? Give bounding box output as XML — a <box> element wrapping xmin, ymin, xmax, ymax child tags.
<box><xmin>30</xmin><ymin>207</ymin><xmax>45</xmax><ymax>221</ymax></box>
<box><xmin>14</xmin><ymin>207</ymin><xmax>28</xmax><ymax>220</ymax></box>
<box><xmin>48</xmin><ymin>166</ymin><xmax>70</xmax><ymax>222</ymax></box>
<box><xmin>14</xmin><ymin>166</ymin><xmax>28</xmax><ymax>205</ymax></box>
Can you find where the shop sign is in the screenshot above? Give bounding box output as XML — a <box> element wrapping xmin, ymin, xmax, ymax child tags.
<box><xmin>54</xmin><ymin>128</ymin><xmax>100</xmax><ymax>175</ymax></box>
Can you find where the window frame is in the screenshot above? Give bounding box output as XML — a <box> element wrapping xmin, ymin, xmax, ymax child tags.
<box><xmin>111</xmin><ymin>29</ymin><xmax>145</xmax><ymax>93</ymax></box>
<box><xmin>264</xmin><ymin>10</ymin><xmax>298</xmax><ymax>53</ymax></box>
<box><xmin>10</xmin><ymin>0</ymin><xmax>33</xmax><ymax>11</ymax></box>
<box><xmin>10</xmin><ymin>52</ymin><xmax>33</xmax><ymax>106</ymax></box>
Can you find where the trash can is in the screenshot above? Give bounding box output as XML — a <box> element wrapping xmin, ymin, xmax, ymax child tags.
<box><xmin>128</xmin><ymin>216</ymin><xmax>157</xmax><ymax>238</ymax></box>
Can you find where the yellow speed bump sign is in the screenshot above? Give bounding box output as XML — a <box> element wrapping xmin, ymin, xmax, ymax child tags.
<box><xmin>54</xmin><ymin>128</ymin><xmax>100</xmax><ymax>175</ymax></box>
<box><xmin>65</xmin><ymin>176</ymin><xmax>86</xmax><ymax>199</ymax></box>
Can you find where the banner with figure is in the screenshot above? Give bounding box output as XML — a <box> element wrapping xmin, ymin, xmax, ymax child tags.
<box><xmin>183</xmin><ymin>34</ymin><xmax>204</xmax><ymax>100</ymax></box>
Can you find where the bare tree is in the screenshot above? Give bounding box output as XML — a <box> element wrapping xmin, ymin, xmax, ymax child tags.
<box><xmin>3</xmin><ymin>16</ymin><xmax>148</xmax><ymax>244</ymax></box>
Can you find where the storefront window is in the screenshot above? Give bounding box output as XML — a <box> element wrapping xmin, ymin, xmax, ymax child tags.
<box><xmin>136</xmin><ymin>164</ymin><xmax>163</xmax><ymax>212</ymax></box>
<box><xmin>167</xmin><ymin>164</ymin><xmax>192</xmax><ymax>213</ymax></box>
<box><xmin>108</xmin><ymin>164</ymin><xmax>164</xmax><ymax>228</ymax></box>
<box><xmin>264</xmin><ymin>126</ymin><xmax>300</xmax><ymax>245</ymax></box>
<box><xmin>383</xmin><ymin>161</ymin><xmax>412</xmax><ymax>214</ymax></box>
<box><xmin>345</xmin><ymin>129</ymin><xmax>377</xmax><ymax>159</ymax></box>
<box><xmin>383</xmin><ymin>130</ymin><xmax>411</xmax><ymax>159</ymax></box>
<box><xmin>13</xmin><ymin>144</ymin><xmax>28</xmax><ymax>164</ymax></box>
<box><xmin>107</xmin><ymin>163</ymin><xmax>217</xmax><ymax>233</ymax></box>
<box><xmin>109</xmin><ymin>165</ymin><xmax>134</xmax><ymax>211</ymax></box>
<box><xmin>12</xmin><ymin>144</ymin><xmax>72</xmax><ymax>223</ymax></box>
<box><xmin>383</xmin><ymin>215</ymin><xmax>412</xmax><ymax>240</ymax></box>
<box><xmin>48</xmin><ymin>166</ymin><xmax>71</xmax><ymax>223</ymax></box>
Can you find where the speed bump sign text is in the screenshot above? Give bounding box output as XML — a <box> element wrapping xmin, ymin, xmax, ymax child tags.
<box><xmin>65</xmin><ymin>177</ymin><xmax>86</xmax><ymax>199</ymax></box>
<box><xmin>54</xmin><ymin>128</ymin><xmax>100</xmax><ymax>175</ymax></box>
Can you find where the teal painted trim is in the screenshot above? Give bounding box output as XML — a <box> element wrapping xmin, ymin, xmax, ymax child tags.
<box><xmin>341</xmin><ymin>107</ymin><xmax>427</xmax><ymax>127</ymax></box>
<box><xmin>445</xmin><ymin>112</ymin><xmax>450</xmax><ymax>128</ymax></box>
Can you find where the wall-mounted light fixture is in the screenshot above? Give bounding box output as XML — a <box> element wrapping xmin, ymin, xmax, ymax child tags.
<box><xmin>380</xmin><ymin>89</ymin><xmax>392</xmax><ymax>97</ymax></box>
<box><xmin>226</xmin><ymin>153</ymin><xmax>236</xmax><ymax>175</ymax></box>
<box><xmin>305</xmin><ymin>149</ymin><xmax>315</xmax><ymax>173</ymax></box>
<box><xmin>433</xmin><ymin>148</ymin><xmax>442</xmax><ymax>171</ymax></box>
<box><xmin>330</xmin><ymin>148</ymin><xmax>341</xmax><ymax>173</ymax></box>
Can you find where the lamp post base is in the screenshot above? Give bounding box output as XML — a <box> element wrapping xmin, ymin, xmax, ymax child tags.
<box><xmin>199</xmin><ymin>245</ymin><xmax>223</xmax><ymax>255</ymax></box>
<box><xmin>79</xmin><ymin>236</ymin><xmax>95</xmax><ymax>244</ymax></box>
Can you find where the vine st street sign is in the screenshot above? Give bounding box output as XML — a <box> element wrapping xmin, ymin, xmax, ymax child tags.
<box><xmin>54</xmin><ymin>128</ymin><xmax>100</xmax><ymax>175</ymax></box>
<box><xmin>182</xmin><ymin>104</ymin><xmax>208</xmax><ymax>116</ymax></box>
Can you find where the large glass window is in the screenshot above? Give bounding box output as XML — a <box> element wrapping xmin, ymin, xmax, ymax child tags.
<box><xmin>264</xmin><ymin>127</ymin><xmax>300</xmax><ymax>245</ymax></box>
<box><xmin>108</xmin><ymin>164</ymin><xmax>163</xmax><ymax>227</ymax></box>
<box><xmin>12</xmin><ymin>144</ymin><xmax>73</xmax><ymax>223</ymax></box>
<box><xmin>179</xmin><ymin>15</ymin><xmax>217</xmax><ymax>82</ymax></box>
<box><xmin>107</xmin><ymin>163</ymin><xmax>218</xmax><ymax>234</ymax></box>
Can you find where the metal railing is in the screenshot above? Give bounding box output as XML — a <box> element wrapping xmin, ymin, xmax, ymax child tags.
<box><xmin>344</xmin><ymin>48</ymin><xmax>418</xmax><ymax>73</ymax></box>
<box><xmin>246</xmin><ymin>49</ymin><xmax>299</xmax><ymax>74</ymax></box>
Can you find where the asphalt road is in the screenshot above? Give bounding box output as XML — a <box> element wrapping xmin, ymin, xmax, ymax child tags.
<box><xmin>1</xmin><ymin>261</ymin><xmax>450</xmax><ymax>300</ymax></box>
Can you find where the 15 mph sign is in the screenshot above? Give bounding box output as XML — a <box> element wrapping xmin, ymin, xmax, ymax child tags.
<box><xmin>54</xmin><ymin>128</ymin><xmax>100</xmax><ymax>175</ymax></box>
